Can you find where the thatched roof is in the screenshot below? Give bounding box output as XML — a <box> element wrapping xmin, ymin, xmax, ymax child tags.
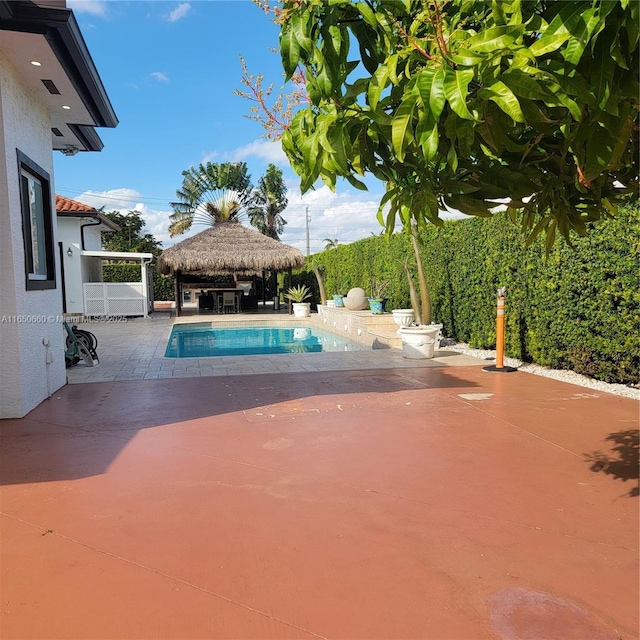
<box><xmin>156</xmin><ymin>222</ymin><xmax>305</xmax><ymax>276</ymax></box>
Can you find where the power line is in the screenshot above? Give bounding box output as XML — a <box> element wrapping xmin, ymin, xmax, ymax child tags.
<box><xmin>56</xmin><ymin>186</ymin><xmax>342</xmax><ymax>209</ymax></box>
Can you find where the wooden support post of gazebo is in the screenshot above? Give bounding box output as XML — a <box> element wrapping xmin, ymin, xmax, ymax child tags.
<box><xmin>174</xmin><ymin>269</ymin><xmax>182</xmax><ymax>317</ymax></box>
<box><xmin>288</xmin><ymin>266</ymin><xmax>293</xmax><ymax>315</ymax></box>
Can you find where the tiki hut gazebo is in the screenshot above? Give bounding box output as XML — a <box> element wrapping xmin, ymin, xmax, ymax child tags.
<box><xmin>156</xmin><ymin>222</ymin><xmax>305</xmax><ymax>315</ymax></box>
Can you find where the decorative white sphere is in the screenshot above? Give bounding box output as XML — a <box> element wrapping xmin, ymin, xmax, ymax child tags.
<box><xmin>343</xmin><ymin>287</ymin><xmax>368</xmax><ymax>310</ymax></box>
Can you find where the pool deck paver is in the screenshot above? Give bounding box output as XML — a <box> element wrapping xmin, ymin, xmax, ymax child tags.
<box><xmin>64</xmin><ymin>314</ymin><xmax>486</xmax><ymax>384</ymax></box>
<box><xmin>0</xmin><ymin>315</ymin><xmax>638</xmax><ymax>639</ymax></box>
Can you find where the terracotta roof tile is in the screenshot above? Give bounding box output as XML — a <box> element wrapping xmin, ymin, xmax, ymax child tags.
<box><xmin>55</xmin><ymin>195</ymin><xmax>99</xmax><ymax>214</ymax></box>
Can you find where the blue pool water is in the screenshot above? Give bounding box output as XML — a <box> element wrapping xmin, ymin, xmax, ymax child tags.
<box><xmin>165</xmin><ymin>324</ymin><xmax>369</xmax><ymax>358</ymax></box>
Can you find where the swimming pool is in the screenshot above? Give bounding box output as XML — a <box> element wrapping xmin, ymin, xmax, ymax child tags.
<box><xmin>165</xmin><ymin>324</ymin><xmax>369</xmax><ymax>358</ymax></box>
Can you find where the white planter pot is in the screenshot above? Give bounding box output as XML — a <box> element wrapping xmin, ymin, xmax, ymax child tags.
<box><xmin>292</xmin><ymin>303</ymin><xmax>311</xmax><ymax>318</ymax></box>
<box><xmin>428</xmin><ymin>323</ymin><xmax>443</xmax><ymax>347</ymax></box>
<box><xmin>398</xmin><ymin>326</ymin><xmax>439</xmax><ymax>359</ymax></box>
<box><xmin>392</xmin><ymin>309</ymin><xmax>415</xmax><ymax>327</ymax></box>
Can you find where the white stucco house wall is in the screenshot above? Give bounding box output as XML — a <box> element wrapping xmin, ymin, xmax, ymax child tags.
<box><xmin>56</xmin><ymin>195</ymin><xmax>153</xmax><ymax>316</ymax></box>
<box><xmin>0</xmin><ymin>0</ymin><xmax>117</xmax><ymax>418</ymax></box>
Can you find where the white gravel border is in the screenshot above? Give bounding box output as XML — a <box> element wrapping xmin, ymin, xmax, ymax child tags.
<box><xmin>440</xmin><ymin>342</ymin><xmax>640</xmax><ymax>400</ymax></box>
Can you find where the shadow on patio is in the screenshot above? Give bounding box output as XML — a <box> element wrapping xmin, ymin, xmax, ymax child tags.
<box><xmin>0</xmin><ymin>366</ymin><xmax>477</xmax><ymax>486</ymax></box>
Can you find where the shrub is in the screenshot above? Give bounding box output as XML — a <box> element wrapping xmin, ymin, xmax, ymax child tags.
<box><xmin>302</xmin><ymin>201</ymin><xmax>639</xmax><ymax>384</ymax></box>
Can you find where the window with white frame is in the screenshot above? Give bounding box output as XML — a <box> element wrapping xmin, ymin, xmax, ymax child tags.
<box><xmin>18</xmin><ymin>151</ymin><xmax>55</xmax><ymax>290</ymax></box>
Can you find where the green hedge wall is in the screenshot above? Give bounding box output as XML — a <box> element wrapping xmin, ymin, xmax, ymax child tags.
<box><xmin>102</xmin><ymin>264</ymin><xmax>175</xmax><ymax>301</ymax></box>
<box><xmin>305</xmin><ymin>202</ymin><xmax>639</xmax><ymax>385</ymax></box>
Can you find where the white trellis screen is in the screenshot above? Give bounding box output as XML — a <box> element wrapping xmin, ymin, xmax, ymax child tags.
<box><xmin>84</xmin><ymin>283</ymin><xmax>146</xmax><ymax>316</ymax></box>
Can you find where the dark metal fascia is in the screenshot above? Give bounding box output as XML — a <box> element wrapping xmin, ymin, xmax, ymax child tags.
<box><xmin>67</xmin><ymin>124</ymin><xmax>104</xmax><ymax>153</ymax></box>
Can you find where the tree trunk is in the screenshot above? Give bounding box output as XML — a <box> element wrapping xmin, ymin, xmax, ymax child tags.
<box><xmin>313</xmin><ymin>266</ymin><xmax>327</xmax><ymax>305</ymax></box>
<box><xmin>410</xmin><ymin>229</ymin><xmax>431</xmax><ymax>325</ymax></box>
<box><xmin>404</xmin><ymin>263</ymin><xmax>422</xmax><ymax>326</ymax></box>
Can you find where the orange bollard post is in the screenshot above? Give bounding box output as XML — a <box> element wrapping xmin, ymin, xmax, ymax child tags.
<box><xmin>495</xmin><ymin>290</ymin><xmax>505</xmax><ymax>368</ymax></box>
<box><xmin>483</xmin><ymin>286</ymin><xmax>517</xmax><ymax>373</ymax></box>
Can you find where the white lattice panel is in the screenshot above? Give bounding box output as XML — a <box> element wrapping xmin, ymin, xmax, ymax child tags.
<box><xmin>108</xmin><ymin>298</ymin><xmax>144</xmax><ymax>315</ymax></box>
<box><xmin>84</xmin><ymin>283</ymin><xmax>105</xmax><ymax>298</ymax></box>
<box><xmin>85</xmin><ymin>298</ymin><xmax>107</xmax><ymax>315</ymax></box>
<box><xmin>84</xmin><ymin>282</ymin><xmax>146</xmax><ymax>317</ymax></box>
<box><xmin>105</xmin><ymin>283</ymin><xmax>143</xmax><ymax>298</ymax></box>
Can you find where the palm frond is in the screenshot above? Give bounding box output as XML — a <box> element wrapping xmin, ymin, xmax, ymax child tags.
<box><xmin>169</xmin><ymin>162</ymin><xmax>253</xmax><ymax>235</ymax></box>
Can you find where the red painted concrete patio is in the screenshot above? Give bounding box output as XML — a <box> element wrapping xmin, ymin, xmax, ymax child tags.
<box><xmin>1</xmin><ymin>366</ymin><xmax>638</xmax><ymax>639</ymax></box>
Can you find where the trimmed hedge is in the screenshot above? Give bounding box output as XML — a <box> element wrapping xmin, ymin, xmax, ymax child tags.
<box><xmin>305</xmin><ymin>202</ymin><xmax>639</xmax><ymax>385</ymax></box>
<box><xmin>102</xmin><ymin>264</ymin><xmax>175</xmax><ymax>301</ymax></box>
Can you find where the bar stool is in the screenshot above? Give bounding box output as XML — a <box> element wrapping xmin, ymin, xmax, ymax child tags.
<box><xmin>222</xmin><ymin>291</ymin><xmax>238</xmax><ymax>313</ymax></box>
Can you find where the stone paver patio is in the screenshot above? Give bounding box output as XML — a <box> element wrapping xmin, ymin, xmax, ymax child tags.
<box><xmin>65</xmin><ymin>314</ymin><xmax>485</xmax><ymax>383</ymax></box>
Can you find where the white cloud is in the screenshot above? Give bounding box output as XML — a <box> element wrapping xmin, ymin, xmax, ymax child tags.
<box><xmin>166</xmin><ymin>3</ymin><xmax>191</xmax><ymax>22</ymax></box>
<box><xmin>224</xmin><ymin>139</ymin><xmax>289</xmax><ymax>166</ymax></box>
<box><xmin>201</xmin><ymin>150</ymin><xmax>218</xmax><ymax>163</ymax></box>
<box><xmin>72</xmin><ymin>188</ymin><xmax>143</xmax><ymax>211</ymax></box>
<box><xmin>65</xmin><ymin>189</ymin><xmax>177</xmax><ymax>249</ymax></box>
<box><xmin>150</xmin><ymin>72</ymin><xmax>169</xmax><ymax>83</ymax></box>
<box><xmin>278</xmin><ymin>183</ymin><xmax>386</xmax><ymax>254</ymax></box>
<box><xmin>67</xmin><ymin>0</ymin><xmax>109</xmax><ymax>17</ymax></box>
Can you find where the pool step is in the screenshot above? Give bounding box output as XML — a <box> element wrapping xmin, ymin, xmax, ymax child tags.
<box><xmin>315</xmin><ymin>306</ymin><xmax>402</xmax><ymax>350</ymax></box>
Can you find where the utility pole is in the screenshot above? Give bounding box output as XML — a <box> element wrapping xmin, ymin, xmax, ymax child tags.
<box><xmin>305</xmin><ymin>206</ymin><xmax>310</xmax><ymax>256</ymax></box>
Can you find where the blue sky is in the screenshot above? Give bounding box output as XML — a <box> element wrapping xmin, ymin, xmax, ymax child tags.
<box><xmin>54</xmin><ymin>0</ymin><xmax>388</xmax><ymax>253</ymax></box>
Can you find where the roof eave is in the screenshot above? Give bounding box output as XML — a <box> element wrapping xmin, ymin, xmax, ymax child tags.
<box><xmin>57</xmin><ymin>210</ymin><xmax>121</xmax><ymax>232</ymax></box>
<box><xmin>0</xmin><ymin>0</ymin><xmax>118</xmax><ymax>130</ymax></box>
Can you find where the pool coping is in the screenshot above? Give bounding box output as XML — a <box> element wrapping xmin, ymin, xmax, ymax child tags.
<box><xmin>164</xmin><ymin>320</ymin><xmax>371</xmax><ymax>358</ymax></box>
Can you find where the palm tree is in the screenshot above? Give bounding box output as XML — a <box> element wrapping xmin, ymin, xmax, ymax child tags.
<box><xmin>247</xmin><ymin>164</ymin><xmax>288</xmax><ymax>240</ymax></box>
<box><xmin>169</xmin><ymin>162</ymin><xmax>253</xmax><ymax>236</ymax></box>
<box><xmin>323</xmin><ymin>237</ymin><xmax>339</xmax><ymax>250</ymax></box>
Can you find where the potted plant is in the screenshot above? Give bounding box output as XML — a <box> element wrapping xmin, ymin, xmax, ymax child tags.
<box><xmin>368</xmin><ymin>279</ymin><xmax>389</xmax><ymax>314</ymax></box>
<box><xmin>397</xmin><ymin>249</ymin><xmax>441</xmax><ymax>358</ymax></box>
<box><xmin>332</xmin><ymin>283</ymin><xmax>347</xmax><ymax>307</ymax></box>
<box><xmin>285</xmin><ymin>284</ymin><xmax>312</xmax><ymax>317</ymax></box>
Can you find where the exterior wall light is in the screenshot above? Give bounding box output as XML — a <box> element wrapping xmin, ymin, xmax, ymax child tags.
<box><xmin>67</xmin><ymin>247</ymin><xmax>73</xmax><ymax>257</ymax></box>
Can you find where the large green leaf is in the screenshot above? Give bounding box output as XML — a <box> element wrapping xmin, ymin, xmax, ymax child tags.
<box><xmin>392</xmin><ymin>95</ymin><xmax>417</xmax><ymax>161</ymax></box>
<box><xmin>368</xmin><ymin>64</ymin><xmax>389</xmax><ymax>111</ymax></box>
<box><xmin>345</xmin><ymin>173</ymin><xmax>368</xmax><ymax>190</ymax></box>
<box><xmin>443</xmin><ymin>68</ymin><xmax>475</xmax><ymax>120</ymax></box>
<box><xmin>444</xmin><ymin>194</ymin><xmax>495</xmax><ymax>217</ymax></box>
<box><xmin>280</xmin><ymin>20</ymin><xmax>300</xmax><ymax>79</ymax></box>
<box><xmin>530</xmin><ymin>33</ymin><xmax>570</xmax><ymax>56</ymax></box>
<box><xmin>531</xmin><ymin>1</ymin><xmax>589</xmax><ymax>57</ymax></box>
<box><xmin>416</xmin><ymin>117</ymin><xmax>439</xmax><ymax>161</ymax></box>
<box><xmin>358</xmin><ymin>2</ymin><xmax>378</xmax><ymax>28</ymax></box>
<box><xmin>501</xmin><ymin>69</ymin><xmax>548</xmax><ymax>100</ymax></box>
<box><xmin>479</xmin><ymin>81</ymin><xmax>525</xmax><ymax>123</ymax></box>
<box><xmin>449</xmin><ymin>48</ymin><xmax>486</xmax><ymax>66</ymax></box>
<box><xmin>466</xmin><ymin>25</ymin><xmax>523</xmax><ymax>52</ymax></box>
<box><xmin>415</xmin><ymin>68</ymin><xmax>446</xmax><ymax>121</ymax></box>
<box><xmin>562</xmin><ymin>7</ymin><xmax>601</xmax><ymax>64</ymax></box>
<box><xmin>327</xmin><ymin>123</ymin><xmax>350</xmax><ymax>175</ymax></box>
<box><xmin>291</xmin><ymin>10</ymin><xmax>313</xmax><ymax>57</ymax></box>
